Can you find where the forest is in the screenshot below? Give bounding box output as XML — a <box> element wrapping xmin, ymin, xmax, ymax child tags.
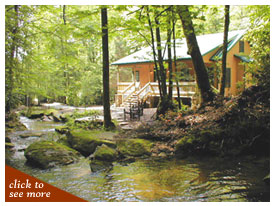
<box><xmin>5</xmin><ymin>5</ymin><xmax>270</xmax><ymax>202</ymax></box>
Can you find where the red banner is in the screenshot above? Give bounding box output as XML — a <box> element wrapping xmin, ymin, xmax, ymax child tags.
<box><xmin>5</xmin><ymin>165</ymin><xmax>87</xmax><ymax>202</ymax></box>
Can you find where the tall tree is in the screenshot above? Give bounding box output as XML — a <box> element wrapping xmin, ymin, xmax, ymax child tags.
<box><xmin>167</xmin><ymin>12</ymin><xmax>173</xmax><ymax>101</ymax></box>
<box><xmin>177</xmin><ymin>5</ymin><xmax>215</xmax><ymax>104</ymax></box>
<box><xmin>101</xmin><ymin>7</ymin><xmax>114</xmax><ymax>129</ymax></box>
<box><xmin>5</xmin><ymin>5</ymin><xmax>19</xmax><ymax>112</ymax></box>
<box><xmin>220</xmin><ymin>5</ymin><xmax>230</xmax><ymax>96</ymax></box>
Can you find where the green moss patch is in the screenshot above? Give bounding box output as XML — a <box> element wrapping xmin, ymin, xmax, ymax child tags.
<box><xmin>24</xmin><ymin>140</ymin><xmax>80</xmax><ymax>169</ymax></box>
<box><xmin>117</xmin><ymin>139</ymin><xmax>153</xmax><ymax>157</ymax></box>
<box><xmin>67</xmin><ymin>129</ymin><xmax>116</xmax><ymax>157</ymax></box>
<box><xmin>93</xmin><ymin>144</ymin><xmax>118</xmax><ymax>162</ymax></box>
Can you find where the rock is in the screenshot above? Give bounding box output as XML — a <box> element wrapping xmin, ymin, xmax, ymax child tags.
<box><xmin>55</xmin><ymin>126</ymin><xmax>69</xmax><ymax>134</ymax></box>
<box><xmin>5</xmin><ymin>142</ymin><xmax>15</xmax><ymax>149</ymax></box>
<box><xmin>175</xmin><ymin>135</ymin><xmax>202</xmax><ymax>157</ymax></box>
<box><xmin>5</xmin><ymin>112</ymin><xmax>27</xmax><ymax>132</ymax></box>
<box><xmin>66</xmin><ymin>129</ymin><xmax>116</xmax><ymax>157</ymax></box>
<box><xmin>117</xmin><ymin>138</ymin><xmax>153</xmax><ymax>157</ymax></box>
<box><xmin>52</xmin><ymin>114</ymin><xmax>62</xmax><ymax>122</ymax></box>
<box><xmin>90</xmin><ymin>160</ymin><xmax>113</xmax><ymax>172</ymax></box>
<box><xmin>93</xmin><ymin>144</ymin><xmax>118</xmax><ymax>162</ymax></box>
<box><xmin>20</xmin><ymin>132</ymin><xmax>44</xmax><ymax>138</ymax></box>
<box><xmin>5</xmin><ymin>136</ymin><xmax>11</xmax><ymax>143</ymax></box>
<box><xmin>28</xmin><ymin>111</ymin><xmax>45</xmax><ymax>119</ymax></box>
<box><xmin>24</xmin><ymin>140</ymin><xmax>80</xmax><ymax>169</ymax></box>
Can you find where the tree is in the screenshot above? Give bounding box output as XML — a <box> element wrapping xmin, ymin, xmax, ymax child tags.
<box><xmin>246</xmin><ymin>5</ymin><xmax>270</xmax><ymax>91</ymax></box>
<box><xmin>5</xmin><ymin>6</ymin><xmax>19</xmax><ymax>112</ymax></box>
<box><xmin>177</xmin><ymin>5</ymin><xmax>215</xmax><ymax>104</ymax></box>
<box><xmin>220</xmin><ymin>5</ymin><xmax>230</xmax><ymax>96</ymax></box>
<box><xmin>101</xmin><ymin>7</ymin><xmax>115</xmax><ymax>129</ymax></box>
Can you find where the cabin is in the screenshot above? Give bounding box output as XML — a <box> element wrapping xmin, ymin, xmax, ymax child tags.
<box><xmin>111</xmin><ymin>30</ymin><xmax>251</xmax><ymax>108</ymax></box>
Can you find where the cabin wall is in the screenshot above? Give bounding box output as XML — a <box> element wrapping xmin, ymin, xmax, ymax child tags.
<box><xmin>225</xmin><ymin>40</ymin><xmax>251</xmax><ymax>96</ymax></box>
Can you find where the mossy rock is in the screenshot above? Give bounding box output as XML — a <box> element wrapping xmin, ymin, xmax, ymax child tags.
<box><xmin>55</xmin><ymin>126</ymin><xmax>70</xmax><ymax>134</ymax></box>
<box><xmin>117</xmin><ymin>138</ymin><xmax>153</xmax><ymax>157</ymax></box>
<box><xmin>90</xmin><ymin>159</ymin><xmax>113</xmax><ymax>172</ymax></box>
<box><xmin>24</xmin><ymin>140</ymin><xmax>80</xmax><ymax>169</ymax></box>
<box><xmin>66</xmin><ymin>129</ymin><xmax>116</xmax><ymax>157</ymax></box>
<box><xmin>5</xmin><ymin>142</ymin><xmax>15</xmax><ymax>149</ymax></box>
<box><xmin>20</xmin><ymin>132</ymin><xmax>45</xmax><ymax>138</ymax></box>
<box><xmin>27</xmin><ymin>110</ymin><xmax>45</xmax><ymax>119</ymax></box>
<box><xmin>175</xmin><ymin>135</ymin><xmax>197</xmax><ymax>156</ymax></box>
<box><xmin>93</xmin><ymin>144</ymin><xmax>118</xmax><ymax>162</ymax></box>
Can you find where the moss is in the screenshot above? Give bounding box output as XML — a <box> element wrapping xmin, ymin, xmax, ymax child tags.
<box><xmin>5</xmin><ymin>142</ymin><xmax>15</xmax><ymax>149</ymax></box>
<box><xmin>56</xmin><ymin>136</ymin><xmax>71</xmax><ymax>147</ymax></box>
<box><xmin>175</xmin><ymin>135</ymin><xmax>197</xmax><ymax>156</ymax></box>
<box><xmin>117</xmin><ymin>138</ymin><xmax>153</xmax><ymax>157</ymax></box>
<box><xmin>67</xmin><ymin>129</ymin><xmax>116</xmax><ymax>157</ymax></box>
<box><xmin>22</xmin><ymin>108</ymin><xmax>58</xmax><ymax>119</ymax></box>
<box><xmin>55</xmin><ymin>126</ymin><xmax>70</xmax><ymax>134</ymax></box>
<box><xmin>24</xmin><ymin>140</ymin><xmax>80</xmax><ymax>169</ymax></box>
<box><xmin>93</xmin><ymin>144</ymin><xmax>118</xmax><ymax>162</ymax></box>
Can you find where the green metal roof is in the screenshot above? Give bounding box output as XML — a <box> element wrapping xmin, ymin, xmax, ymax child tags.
<box><xmin>210</xmin><ymin>30</ymin><xmax>246</xmax><ymax>61</ymax></box>
<box><xmin>111</xmin><ymin>30</ymin><xmax>246</xmax><ymax>66</ymax></box>
<box><xmin>234</xmin><ymin>54</ymin><xmax>253</xmax><ymax>63</ymax></box>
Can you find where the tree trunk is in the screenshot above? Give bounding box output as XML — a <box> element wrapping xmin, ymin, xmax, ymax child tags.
<box><xmin>173</xmin><ymin>18</ymin><xmax>181</xmax><ymax>109</ymax></box>
<box><xmin>146</xmin><ymin>7</ymin><xmax>162</xmax><ymax>98</ymax></box>
<box><xmin>101</xmin><ymin>7</ymin><xmax>114</xmax><ymax>129</ymax></box>
<box><xmin>177</xmin><ymin>6</ymin><xmax>214</xmax><ymax>104</ymax></box>
<box><xmin>220</xmin><ymin>5</ymin><xmax>230</xmax><ymax>96</ymax></box>
<box><xmin>155</xmin><ymin>15</ymin><xmax>174</xmax><ymax>116</ymax></box>
<box><xmin>167</xmin><ymin>18</ymin><xmax>173</xmax><ymax>101</ymax></box>
<box><xmin>155</xmin><ymin>18</ymin><xmax>167</xmax><ymax>98</ymax></box>
<box><xmin>6</xmin><ymin>5</ymin><xmax>19</xmax><ymax>113</ymax></box>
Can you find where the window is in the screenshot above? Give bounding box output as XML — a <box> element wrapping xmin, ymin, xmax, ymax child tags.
<box><xmin>239</xmin><ymin>40</ymin><xmax>244</xmax><ymax>53</ymax></box>
<box><xmin>225</xmin><ymin>68</ymin><xmax>231</xmax><ymax>88</ymax></box>
<box><xmin>135</xmin><ymin>71</ymin><xmax>140</xmax><ymax>82</ymax></box>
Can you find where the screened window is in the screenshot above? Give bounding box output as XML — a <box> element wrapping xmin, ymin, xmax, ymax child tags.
<box><xmin>135</xmin><ymin>71</ymin><xmax>140</xmax><ymax>82</ymax></box>
<box><xmin>239</xmin><ymin>40</ymin><xmax>244</xmax><ymax>53</ymax></box>
<box><xmin>225</xmin><ymin>68</ymin><xmax>231</xmax><ymax>88</ymax></box>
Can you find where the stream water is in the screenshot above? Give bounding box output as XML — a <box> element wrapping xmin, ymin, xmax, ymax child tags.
<box><xmin>6</xmin><ymin>116</ymin><xmax>269</xmax><ymax>202</ymax></box>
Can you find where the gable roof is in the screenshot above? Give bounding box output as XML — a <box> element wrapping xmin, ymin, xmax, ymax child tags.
<box><xmin>111</xmin><ymin>30</ymin><xmax>246</xmax><ymax>66</ymax></box>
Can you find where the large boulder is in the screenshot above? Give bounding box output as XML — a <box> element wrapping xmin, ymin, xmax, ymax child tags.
<box><xmin>93</xmin><ymin>144</ymin><xmax>118</xmax><ymax>162</ymax></box>
<box><xmin>66</xmin><ymin>129</ymin><xmax>116</xmax><ymax>157</ymax></box>
<box><xmin>89</xmin><ymin>144</ymin><xmax>118</xmax><ymax>173</ymax></box>
<box><xmin>117</xmin><ymin>138</ymin><xmax>153</xmax><ymax>157</ymax></box>
<box><xmin>24</xmin><ymin>140</ymin><xmax>80</xmax><ymax>169</ymax></box>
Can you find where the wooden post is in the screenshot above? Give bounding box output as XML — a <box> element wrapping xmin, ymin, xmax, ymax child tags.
<box><xmin>117</xmin><ymin>67</ymin><xmax>120</xmax><ymax>84</ymax></box>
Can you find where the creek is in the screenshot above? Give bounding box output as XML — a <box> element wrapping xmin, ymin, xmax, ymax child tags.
<box><xmin>6</xmin><ymin>116</ymin><xmax>269</xmax><ymax>202</ymax></box>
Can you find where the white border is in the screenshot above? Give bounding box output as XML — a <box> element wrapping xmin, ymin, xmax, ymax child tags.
<box><xmin>1</xmin><ymin>1</ymin><xmax>273</xmax><ymax>206</ymax></box>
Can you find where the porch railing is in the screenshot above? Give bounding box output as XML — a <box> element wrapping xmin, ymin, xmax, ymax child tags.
<box><xmin>116</xmin><ymin>81</ymin><xmax>197</xmax><ymax>107</ymax></box>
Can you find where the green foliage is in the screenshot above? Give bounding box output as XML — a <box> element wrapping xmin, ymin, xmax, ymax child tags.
<box><xmin>245</xmin><ymin>6</ymin><xmax>270</xmax><ymax>90</ymax></box>
<box><xmin>5</xmin><ymin>5</ymin><xmax>268</xmax><ymax>111</ymax></box>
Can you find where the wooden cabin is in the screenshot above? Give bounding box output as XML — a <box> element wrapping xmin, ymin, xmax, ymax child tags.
<box><xmin>111</xmin><ymin>30</ymin><xmax>251</xmax><ymax>108</ymax></box>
